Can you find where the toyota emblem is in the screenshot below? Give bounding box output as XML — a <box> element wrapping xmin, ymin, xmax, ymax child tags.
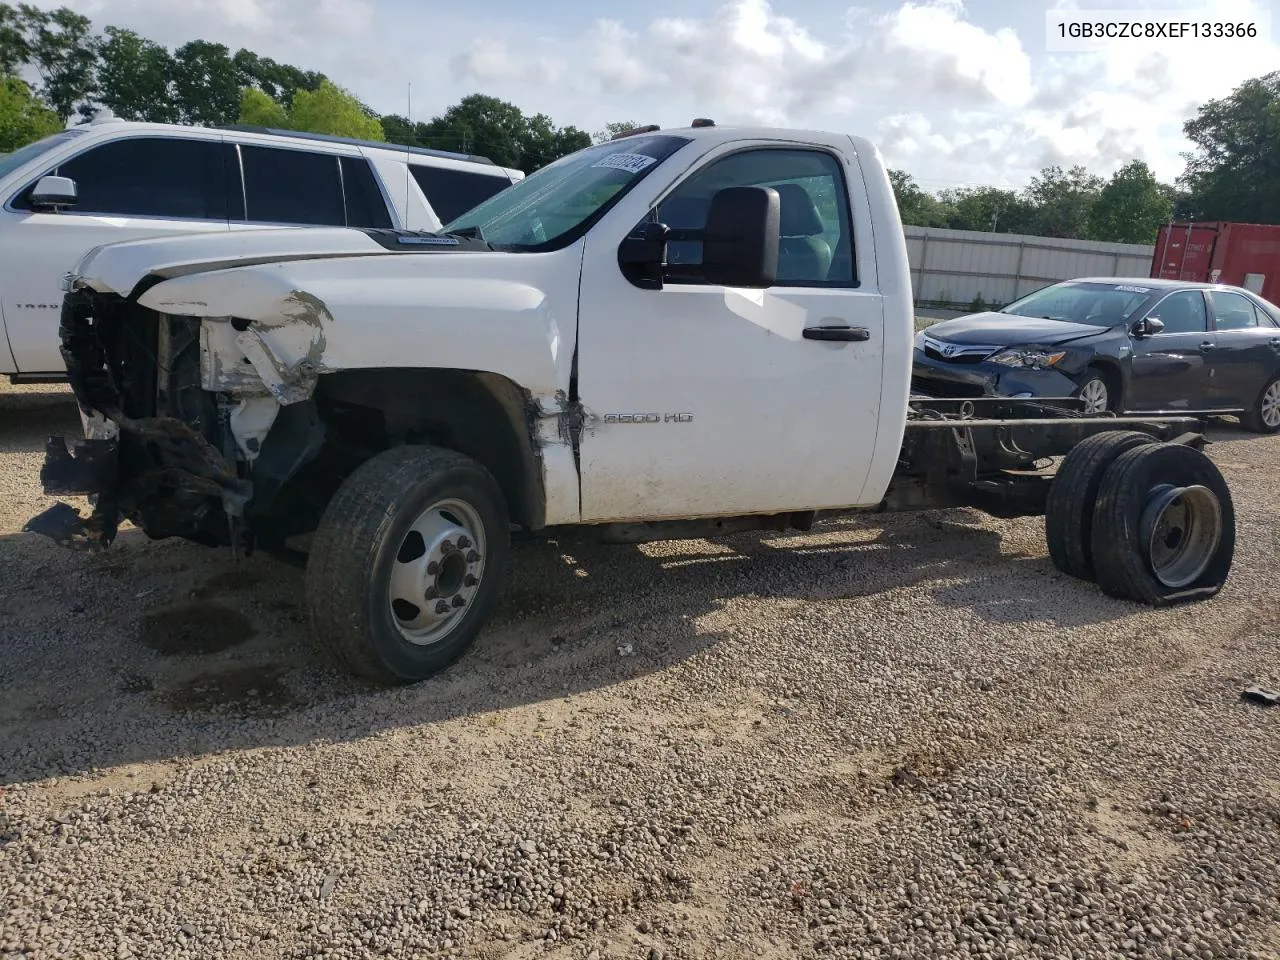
<box><xmin>942</xmin><ymin>343</ymin><xmax>958</xmax><ymax>357</ymax></box>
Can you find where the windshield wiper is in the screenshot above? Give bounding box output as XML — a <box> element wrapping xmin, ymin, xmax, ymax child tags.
<box><xmin>445</xmin><ymin>225</ymin><xmax>486</xmax><ymax>243</ymax></box>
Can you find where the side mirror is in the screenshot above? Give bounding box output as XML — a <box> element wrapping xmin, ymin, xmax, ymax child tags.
<box><xmin>30</xmin><ymin>175</ymin><xmax>77</xmax><ymax>212</ymax></box>
<box><xmin>1134</xmin><ymin>316</ymin><xmax>1165</xmax><ymax>337</ymax></box>
<box><xmin>617</xmin><ymin>220</ymin><xmax>670</xmax><ymax>290</ymax></box>
<box><xmin>701</xmin><ymin>185</ymin><xmax>779</xmax><ymax>289</ymax></box>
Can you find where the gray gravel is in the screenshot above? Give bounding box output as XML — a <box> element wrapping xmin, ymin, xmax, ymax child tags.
<box><xmin>2</xmin><ymin>381</ymin><xmax>1279</xmax><ymax>959</ymax></box>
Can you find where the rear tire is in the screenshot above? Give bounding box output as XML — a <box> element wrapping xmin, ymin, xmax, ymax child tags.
<box><xmin>1240</xmin><ymin>374</ymin><xmax>1280</xmax><ymax>434</ymax></box>
<box><xmin>1090</xmin><ymin>443</ymin><xmax>1235</xmax><ymax>606</ymax></box>
<box><xmin>305</xmin><ymin>445</ymin><xmax>510</xmax><ymax>685</ymax></box>
<box><xmin>1045</xmin><ymin>430</ymin><xmax>1156</xmax><ymax>582</ymax></box>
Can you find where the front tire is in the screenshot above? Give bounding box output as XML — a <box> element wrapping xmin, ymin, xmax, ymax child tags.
<box><xmin>1240</xmin><ymin>374</ymin><xmax>1280</xmax><ymax>434</ymax></box>
<box><xmin>305</xmin><ymin>445</ymin><xmax>510</xmax><ymax>685</ymax></box>
<box><xmin>1074</xmin><ymin>371</ymin><xmax>1112</xmax><ymax>414</ymax></box>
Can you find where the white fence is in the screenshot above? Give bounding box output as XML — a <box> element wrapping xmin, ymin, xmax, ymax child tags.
<box><xmin>904</xmin><ymin>226</ymin><xmax>1156</xmax><ymax>310</ymax></box>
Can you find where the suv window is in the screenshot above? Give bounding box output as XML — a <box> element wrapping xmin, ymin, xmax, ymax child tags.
<box><xmin>655</xmin><ymin>147</ymin><xmax>856</xmax><ymax>286</ymax></box>
<box><xmin>1149</xmin><ymin>290</ymin><xmax>1207</xmax><ymax>334</ymax></box>
<box><xmin>409</xmin><ymin>165</ymin><xmax>510</xmax><ymax>223</ymax></box>
<box><xmin>16</xmin><ymin>135</ymin><xmax>226</xmax><ymax>219</ymax></box>
<box><xmin>341</xmin><ymin>156</ymin><xmax>393</xmax><ymax>229</ymax></box>
<box><xmin>240</xmin><ymin>144</ymin><xmax>345</xmax><ymax>226</ymax></box>
<box><xmin>1210</xmin><ymin>290</ymin><xmax>1262</xmax><ymax>331</ymax></box>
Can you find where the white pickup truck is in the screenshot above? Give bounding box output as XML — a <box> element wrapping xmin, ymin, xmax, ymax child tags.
<box><xmin>29</xmin><ymin>121</ymin><xmax>1238</xmax><ymax>684</ymax></box>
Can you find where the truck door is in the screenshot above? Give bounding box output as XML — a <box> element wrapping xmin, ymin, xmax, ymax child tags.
<box><xmin>574</xmin><ymin>141</ymin><xmax>884</xmax><ymax>522</ymax></box>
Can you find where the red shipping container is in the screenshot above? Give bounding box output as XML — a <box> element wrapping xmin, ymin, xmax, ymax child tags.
<box><xmin>1152</xmin><ymin>221</ymin><xmax>1280</xmax><ymax>303</ymax></box>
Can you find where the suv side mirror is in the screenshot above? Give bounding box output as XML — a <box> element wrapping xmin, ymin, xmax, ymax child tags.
<box><xmin>30</xmin><ymin>175</ymin><xmax>78</xmax><ymax>212</ymax></box>
<box><xmin>1133</xmin><ymin>315</ymin><xmax>1165</xmax><ymax>337</ymax></box>
<box><xmin>701</xmin><ymin>185</ymin><xmax>779</xmax><ymax>289</ymax></box>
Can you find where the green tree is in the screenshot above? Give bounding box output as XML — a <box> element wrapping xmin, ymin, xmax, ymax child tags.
<box><xmin>379</xmin><ymin>112</ymin><xmax>428</xmax><ymax>145</ymax></box>
<box><xmin>593</xmin><ymin>121</ymin><xmax>640</xmax><ymax>144</ymax></box>
<box><xmin>887</xmin><ymin>168</ymin><xmax>950</xmax><ymax>227</ymax></box>
<box><xmin>0</xmin><ymin>3</ymin><xmax>29</xmax><ymax>75</ymax></box>
<box><xmin>95</xmin><ymin>26</ymin><xmax>176</xmax><ymax>123</ymax></box>
<box><xmin>288</xmin><ymin>79</ymin><xmax>383</xmax><ymax>140</ymax></box>
<box><xmin>1179</xmin><ymin>70</ymin><xmax>1280</xmax><ymax>224</ymax></box>
<box><xmin>1087</xmin><ymin>160</ymin><xmax>1172</xmax><ymax>244</ymax></box>
<box><xmin>0</xmin><ymin>73</ymin><xmax>60</xmax><ymax>150</ymax></box>
<box><xmin>232</xmin><ymin>49</ymin><xmax>324</xmax><ymax>108</ymax></box>
<box><xmin>16</xmin><ymin>4</ymin><xmax>97</xmax><ymax>120</ymax></box>
<box><xmin>939</xmin><ymin>186</ymin><xmax>1033</xmax><ymax>234</ymax></box>
<box><xmin>1023</xmin><ymin>164</ymin><xmax>1104</xmax><ymax>239</ymax></box>
<box><xmin>170</xmin><ymin>40</ymin><xmax>240</xmax><ymax>126</ymax></box>
<box><xmin>237</xmin><ymin>85</ymin><xmax>287</xmax><ymax>127</ymax></box>
<box><xmin>417</xmin><ymin>94</ymin><xmax>586</xmax><ymax>170</ymax></box>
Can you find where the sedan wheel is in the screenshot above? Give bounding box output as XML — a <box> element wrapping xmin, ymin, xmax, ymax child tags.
<box><xmin>1241</xmin><ymin>374</ymin><xmax>1280</xmax><ymax>434</ymax></box>
<box><xmin>1076</xmin><ymin>375</ymin><xmax>1110</xmax><ymax>414</ymax></box>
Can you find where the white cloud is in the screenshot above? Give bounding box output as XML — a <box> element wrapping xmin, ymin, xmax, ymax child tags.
<box><xmin>32</xmin><ymin>0</ymin><xmax>1280</xmax><ymax>191</ymax></box>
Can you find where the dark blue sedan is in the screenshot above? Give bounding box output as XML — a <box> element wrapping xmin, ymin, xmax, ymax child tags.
<box><xmin>912</xmin><ymin>277</ymin><xmax>1280</xmax><ymax>433</ymax></box>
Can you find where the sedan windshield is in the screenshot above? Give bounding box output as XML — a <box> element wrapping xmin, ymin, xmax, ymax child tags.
<box><xmin>442</xmin><ymin>134</ymin><xmax>691</xmax><ymax>251</ymax></box>
<box><xmin>1000</xmin><ymin>281</ymin><xmax>1160</xmax><ymax>326</ymax></box>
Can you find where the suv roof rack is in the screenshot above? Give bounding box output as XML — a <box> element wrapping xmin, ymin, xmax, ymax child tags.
<box><xmin>218</xmin><ymin>125</ymin><xmax>498</xmax><ymax>167</ymax></box>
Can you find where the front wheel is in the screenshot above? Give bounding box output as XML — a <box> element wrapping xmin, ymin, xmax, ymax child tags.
<box><xmin>1240</xmin><ymin>374</ymin><xmax>1280</xmax><ymax>434</ymax></box>
<box><xmin>305</xmin><ymin>445</ymin><xmax>510</xmax><ymax>685</ymax></box>
<box><xmin>1074</xmin><ymin>371</ymin><xmax>1112</xmax><ymax>414</ymax></box>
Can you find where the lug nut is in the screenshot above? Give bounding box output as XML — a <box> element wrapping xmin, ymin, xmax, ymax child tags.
<box><xmin>466</xmin><ymin>550</ymin><xmax>480</xmax><ymax>563</ymax></box>
<box><xmin>464</xmin><ymin>574</ymin><xmax>478</xmax><ymax>588</ymax></box>
<box><xmin>441</xmin><ymin>540</ymin><xmax>456</xmax><ymax>554</ymax></box>
<box><xmin>424</xmin><ymin>587</ymin><xmax>438</xmax><ymax>600</ymax></box>
<box><xmin>434</xmin><ymin>600</ymin><xmax>450</xmax><ymax>615</ymax></box>
<box><xmin>458</xmin><ymin>536</ymin><xmax>472</xmax><ymax>549</ymax></box>
<box><xmin>426</xmin><ymin>561</ymin><xmax>440</xmax><ymax>575</ymax></box>
<box><xmin>451</xmin><ymin>595</ymin><xmax>466</xmax><ymax>608</ymax></box>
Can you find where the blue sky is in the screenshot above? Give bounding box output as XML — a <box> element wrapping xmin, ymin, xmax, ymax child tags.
<box><xmin>49</xmin><ymin>0</ymin><xmax>1280</xmax><ymax>191</ymax></box>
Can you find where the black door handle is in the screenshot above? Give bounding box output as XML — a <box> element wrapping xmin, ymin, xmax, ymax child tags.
<box><xmin>803</xmin><ymin>325</ymin><xmax>870</xmax><ymax>342</ymax></box>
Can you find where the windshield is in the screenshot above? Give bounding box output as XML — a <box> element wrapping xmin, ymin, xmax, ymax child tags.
<box><xmin>442</xmin><ymin>134</ymin><xmax>691</xmax><ymax>251</ymax></box>
<box><xmin>1000</xmin><ymin>281</ymin><xmax>1160</xmax><ymax>326</ymax></box>
<box><xmin>0</xmin><ymin>127</ymin><xmax>85</xmax><ymax>181</ymax></box>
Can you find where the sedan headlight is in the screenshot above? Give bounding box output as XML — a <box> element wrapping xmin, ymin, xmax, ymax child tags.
<box><xmin>990</xmin><ymin>346</ymin><xmax>1066</xmax><ymax>369</ymax></box>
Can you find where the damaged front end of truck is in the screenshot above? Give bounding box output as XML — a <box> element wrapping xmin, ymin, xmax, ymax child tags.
<box><xmin>28</xmin><ymin>284</ymin><xmax>278</xmax><ymax>552</ymax></box>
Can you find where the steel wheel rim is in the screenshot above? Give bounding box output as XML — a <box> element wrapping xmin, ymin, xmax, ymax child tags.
<box><xmin>388</xmin><ymin>498</ymin><xmax>487</xmax><ymax>645</ymax></box>
<box><xmin>1139</xmin><ymin>483</ymin><xmax>1222</xmax><ymax>589</ymax></box>
<box><xmin>1262</xmin><ymin>381</ymin><xmax>1280</xmax><ymax>428</ymax></box>
<box><xmin>1079</xmin><ymin>378</ymin><xmax>1109</xmax><ymax>414</ymax></box>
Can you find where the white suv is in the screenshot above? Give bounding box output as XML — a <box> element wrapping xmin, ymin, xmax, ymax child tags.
<box><xmin>0</xmin><ymin>112</ymin><xmax>523</xmax><ymax>381</ymax></box>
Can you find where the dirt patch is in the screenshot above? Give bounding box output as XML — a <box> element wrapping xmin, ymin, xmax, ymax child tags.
<box><xmin>137</xmin><ymin>602</ymin><xmax>257</xmax><ymax>655</ymax></box>
<box><xmin>162</xmin><ymin>664</ymin><xmax>295</xmax><ymax>717</ymax></box>
<box><xmin>191</xmin><ymin>567</ymin><xmax>264</xmax><ymax>600</ymax></box>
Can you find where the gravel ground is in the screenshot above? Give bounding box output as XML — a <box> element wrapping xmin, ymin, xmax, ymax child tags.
<box><xmin>1</xmin><ymin>381</ymin><xmax>1279</xmax><ymax>960</ymax></box>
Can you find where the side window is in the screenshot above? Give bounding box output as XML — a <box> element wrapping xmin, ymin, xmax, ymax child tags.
<box><xmin>654</xmin><ymin>147</ymin><xmax>856</xmax><ymax>286</ymax></box>
<box><xmin>18</xmin><ymin>136</ymin><xmax>227</xmax><ymax>219</ymax></box>
<box><xmin>341</xmin><ymin>156</ymin><xmax>393</xmax><ymax>229</ymax></box>
<box><xmin>1210</xmin><ymin>291</ymin><xmax>1261</xmax><ymax>331</ymax></box>
<box><xmin>1150</xmin><ymin>290</ymin><xmax>1207</xmax><ymax>334</ymax></box>
<box><xmin>408</xmin><ymin>165</ymin><xmax>511</xmax><ymax>223</ymax></box>
<box><xmin>240</xmin><ymin>145</ymin><xmax>345</xmax><ymax>226</ymax></box>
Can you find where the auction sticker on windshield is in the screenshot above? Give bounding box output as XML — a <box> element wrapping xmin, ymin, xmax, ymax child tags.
<box><xmin>1114</xmin><ymin>285</ymin><xmax>1151</xmax><ymax>293</ymax></box>
<box><xmin>593</xmin><ymin>153</ymin><xmax>659</xmax><ymax>173</ymax></box>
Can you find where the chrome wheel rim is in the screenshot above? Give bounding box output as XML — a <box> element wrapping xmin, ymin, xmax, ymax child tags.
<box><xmin>388</xmin><ymin>498</ymin><xmax>486</xmax><ymax>645</ymax></box>
<box><xmin>1139</xmin><ymin>483</ymin><xmax>1222</xmax><ymax>589</ymax></box>
<box><xmin>1079</xmin><ymin>378</ymin><xmax>1109</xmax><ymax>414</ymax></box>
<box><xmin>1262</xmin><ymin>381</ymin><xmax>1280</xmax><ymax>428</ymax></box>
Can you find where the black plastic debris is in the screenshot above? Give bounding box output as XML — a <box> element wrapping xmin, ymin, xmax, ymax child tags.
<box><xmin>1241</xmin><ymin>686</ymin><xmax>1279</xmax><ymax>707</ymax></box>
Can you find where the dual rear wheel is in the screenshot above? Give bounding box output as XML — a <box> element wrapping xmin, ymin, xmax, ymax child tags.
<box><xmin>1045</xmin><ymin>431</ymin><xmax>1235</xmax><ymax>604</ymax></box>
